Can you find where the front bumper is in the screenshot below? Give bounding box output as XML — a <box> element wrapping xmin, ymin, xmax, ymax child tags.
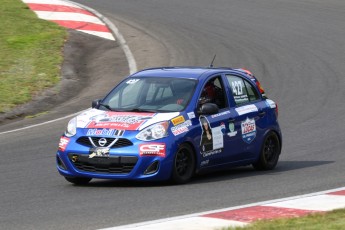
<box><xmin>56</xmin><ymin>140</ymin><xmax>176</xmax><ymax>181</ymax></box>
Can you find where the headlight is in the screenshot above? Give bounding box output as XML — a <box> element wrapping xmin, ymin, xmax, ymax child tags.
<box><xmin>65</xmin><ymin>117</ymin><xmax>77</xmax><ymax>137</ymax></box>
<box><xmin>136</xmin><ymin>121</ymin><xmax>169</xmax><ymax>141</ymax></box>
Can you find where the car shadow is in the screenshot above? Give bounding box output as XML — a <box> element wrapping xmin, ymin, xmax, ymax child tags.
<box><xmin>191</xmin><ymin>160</ymin><xmax>334</xmax><ymax>184</ymax></box>
<box><xmin>72</xmin><ymin>160</ymin><xmax>334</xmax><ymax>187</ymax></box>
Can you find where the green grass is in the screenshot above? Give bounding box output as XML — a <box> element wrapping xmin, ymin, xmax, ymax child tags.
<box><xmin>0</xmin><ymin>0</ymin><xmax>67</xmax><ymax>113</ymax></box>
<box><xmin>225</xmin><ymin>208</ymin><xmax>345</xmax><ymax>230</ymax></box>
<box><xmin>25</xmin><ymin>111</ymin><xmax>49</xmax><ymax>119</ymax></box>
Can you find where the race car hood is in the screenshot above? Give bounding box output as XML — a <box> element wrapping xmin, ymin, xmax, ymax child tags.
<box><xmin>75</xmin><ymin>108</ymin><xmax>180</xmax><ymax>131</ymax></box>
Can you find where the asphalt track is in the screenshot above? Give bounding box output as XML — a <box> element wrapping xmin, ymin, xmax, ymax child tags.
<box><xmin>1</xmin><ymin>0</ymin><xmax>345</xmax><ymax>229</ymax></box>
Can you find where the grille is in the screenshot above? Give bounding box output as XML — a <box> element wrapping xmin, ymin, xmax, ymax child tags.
<box><xmin>76</xmin><ymin>137</ymin><xmax>133</xmax><ymax>148</ymax></box>
<box><xmin>68</xmin><ymin>154</ymin><xmax>138</xmax><ymax>174</ymax></box>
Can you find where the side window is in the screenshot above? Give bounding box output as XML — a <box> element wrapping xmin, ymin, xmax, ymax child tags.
<box><xmin>198</xmin><ymin>76</ymin><xmax>227</xmax><ymax>109</ymax></box>
<box><xmin>244</xmin><ymin>80</ymin><xmax>260</xmax><ymax>101</ymax></box>
<box><xmin>226</xmin><ymin>75</ymin><xmax>259</xmax><ymax>106</ymax></box>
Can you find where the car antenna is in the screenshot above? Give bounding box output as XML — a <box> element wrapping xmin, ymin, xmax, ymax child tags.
<box><xmin>209</xmin><ymin>54</ymin><xmax>217</xmax><ymax>68</ymax></box>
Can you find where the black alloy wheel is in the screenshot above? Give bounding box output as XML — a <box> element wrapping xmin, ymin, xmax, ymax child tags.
<box><xmin>171</xmin><ymin>144</ymin><xmax>196</xmax><ymax>184</ymax></box>
<box><xmin>253</xmin><ymin>131</ymin><xmax>281</xmax><ymax>170</ymax></box>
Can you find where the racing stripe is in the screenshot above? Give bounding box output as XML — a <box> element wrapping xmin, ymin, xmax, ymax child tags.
<box><xmin>34</xmin><ymin>11</ymin><xmax>104</xmax><ymax>24</ymax></box>
<box><xmin>21</xmin><ymin>0</ymin><xmax>115</xmax><ymax>40</ymax></box>
<box><xmin>23</xmin><ymin>0</ymin><xmax>79</xmax><ymax>8</ymax></box>
<box><xmin>328</xmin><ymin>190</ymin><xmax>345</xmax><ymax>196</ymax></box>
<box><xmin>51</xmin><ymin>20</ymin><xmax>110</xmax><ymax>32</ymax></box>
<box><xmin>26</xmin><ymin>3</ymin><xmax>94</xmax><ymax>16</ymax></box>
<box><xmin>202</xmin><ymin>206</ymin><xmax>322</xmax><ymax>223</ymax></box>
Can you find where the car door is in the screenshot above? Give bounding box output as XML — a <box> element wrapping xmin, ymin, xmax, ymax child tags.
<box><xmin>196</xmin><ymin>75</ymin><xmax>245</xmax><ymax>168</ymax></box>
<box><xmin>225</xmin><ymin>74</ymin><xmax>266</xmax><ymax>162</ymax></box>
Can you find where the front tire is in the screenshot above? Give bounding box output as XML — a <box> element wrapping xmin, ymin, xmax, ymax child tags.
<box><xmin>171</xmin><ymin>144</ymin><xmax>196</xmax><ymax>184</ymax></box>
<box><xmin>64</xmin><ymin>176</ymin><xmax>91</xmax><ymax>185</ymax></box>
<box><xmin>253</xmin><ymin>131</ymin><xmax>281</xmax><ymax>170</ymax></box>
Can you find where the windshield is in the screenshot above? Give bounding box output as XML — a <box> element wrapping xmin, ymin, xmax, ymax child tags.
<box><xmin>101</xmin><ymin>77</ymin><xmax>197</xmax><ymax>112</ymax></box>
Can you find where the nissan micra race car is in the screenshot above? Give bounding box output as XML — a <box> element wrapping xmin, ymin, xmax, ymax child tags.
<box><xmin>57</xmin><ymin>67</ymin><xmax>282</xmax><ymax>184</ymax></box>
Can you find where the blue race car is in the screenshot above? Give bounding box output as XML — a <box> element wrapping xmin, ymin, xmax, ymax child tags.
<box><xmin>57</xmin><ymin>67</ymin><xmax>282</xmax><ymax>184</ymax></box>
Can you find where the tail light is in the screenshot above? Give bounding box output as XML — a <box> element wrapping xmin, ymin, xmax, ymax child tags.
<box><xmin>256</xmin><ymin>81</ymin><xmax>266</xmax><ymax>97</ymax></box>
<box><xmin>275</xmin><ymin>103</ymin><xmax>279</xmax><ymax>118</ymax></box>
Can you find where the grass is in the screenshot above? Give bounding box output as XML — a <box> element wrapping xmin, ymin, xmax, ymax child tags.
<box><xmin>0</xmin><ymin>0</ymin><xmax>67</xmax><ymax>113</ymax></box>
<box><xmin>225</xmin><ymin>208</ymin><xmax>345</xmax><ymax>230</ymax></box>
<box><xmin>25</xmin><ymin>111</ymin><xmax>49</xmax><ymax>119</ymax></box>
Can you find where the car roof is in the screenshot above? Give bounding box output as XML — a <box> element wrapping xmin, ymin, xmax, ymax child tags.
<box><xmin>130</xmin><ymin>66</ymin><xmax>252</xmax><ymax>81</ymax></box>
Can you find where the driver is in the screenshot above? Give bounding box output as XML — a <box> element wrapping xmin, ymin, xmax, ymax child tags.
<box><xmin>199</xmin><ymin>81</ymin><xmax>217</xmax><ymax>105</ymax></box>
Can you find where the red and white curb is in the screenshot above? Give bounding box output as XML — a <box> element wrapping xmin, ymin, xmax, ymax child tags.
<box><xmin>22</xmin><ymin>0</ymin><xmax>115</xmax><ymax>40</ymax></box>
<box><xmin>100</xmin><ymin>187</ymin><xmax>345</xmax><ymax>230</ymax></box>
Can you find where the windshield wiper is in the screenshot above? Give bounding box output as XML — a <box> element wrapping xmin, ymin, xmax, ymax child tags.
<box><xmin>126</xmin><ymin>108</ymin><xmax>157</xmax><ymax>113</ymax></box>
<box><xmin>99</xmin><ymin>103</ymin><xmax>116</xmax><ymax>111</ymax></box>
<box><xmin>98</xmin><ymin>104</ymin><xmax>156</xmax><ymax>113</ymax></box>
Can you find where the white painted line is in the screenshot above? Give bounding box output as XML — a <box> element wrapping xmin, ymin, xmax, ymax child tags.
<box><xmin>102</xmin><ymin>217</ymin><xmax>247</xmax><ymax>230</ymax></box>
<box><xmin>23</xmin><ymin>0</ymin><xmax>81</xmax><ymax>8</ymax></box>
<box><xmin>35</xmin><ymin>11</ymin><xmax>104</xmax><ymax>25</ymax></box>
<box><xmin>264</xmin><ymin>194</ymin><xmax>345</xmax><ymax>211</ymax></box>
<box><xmin>77</xmin><ymin>30</ymin><xmax>115</xmax><ymax>40</ymax></box>
<box><xmin>107</xmin><ymin>19</ymin><xmax>138</xmax><ymax>74</ymax></box>
<box><xmin>0</xmin><ymin>111</ymin><xmax>82</xmax><ymax>136</ymax></box>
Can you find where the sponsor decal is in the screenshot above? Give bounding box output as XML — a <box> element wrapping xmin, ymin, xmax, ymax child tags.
<box><xmin>220</xmin><ymin>122</ymin><xmax>226</xmax><ymax>134</ymax></box>
<box><xmin>231</xmin><ymin>80</ymin><xmax>244</xmax><ymax>96</ymax></box>
<box><xmin>200</xmin><ymin>159</ymin><xmax>209</xmax><ymax>167</ymax></box>
<box><xmin>86</xmin><ymin>112</ymin><xmax>155</xmax><ymax>130</ymax></box>
<box><xmin>211</xmin><ymin>110</ymin><xmax>230</xmax><ymax>118</ymax></box>
<box><xmin>265</xmin><ymin>99</ymin><xmax>276</xmax><ymax>109</ymax></box>
<box><xmin>241</xmin><ymin>117</ymin><xmax>256</xmax><ymax>144</ymax></box>
<box><xmin>234</xmin><ymin>94</ymin><xmax>249</xmax><ymax>103</ymax></box>
<box><xmin>139</xmin><ymin>112</ymin><xmax>179</xmax><ymax>130</ymax></box>
<box><xmin>227</xmin><ymin>122</ymin><xmax>238</xmax><ymax>137</ymax></box>
<box><xmin>231</xmin><ymin>80</ymin><xmax>249</xmax><ymax>104</ymax></box>
<box><xmin>126</xmin><ymin>79</ymin><xmax>140</xmax><ymax>84</ymax></box>
<box><xmin>212</xmin><ymin>126</ymin><xmax>224</xmax><ymax>149</ymax></box>
<box><xmin>199</xmin><ymin>116</ymin><xmax>224</xmax><ymax>156</ymax></box>
<box><xmin>86</xmin><ymin>128</ymin><xmax>124</xmax><ymax>136</ymax></box>
<box><xmin>89</xmin><ymin>147</ymin><xmax>110</xmax><ymax>158</ymax></box>
<box><xmin>76</xmin><ymin>109</ymin><xmax>102</xmax><ymax>128</ymax></box>
<box><xmin>139</xmin><ymin>143</ymin><xmax>166</xmax><ymax>157</ymax></box>
<box><xmin>235</xmin><ymin>104</ymin><xmax>258</xmax><ymax>116</ymax></box>
<box><xmin>171</xmin><ymin>120</ymin><xmax>192</xmax><ymax>136</ymax></box>
<box><xmin>202</xmin><ymin>149</ymin><xmax>222</xmax><ymax>158</ymax></box>
<box><xmin>171</xmin><ymin>115</ymin><xmax>185</xmax><ymax>126</ymax></box>
<box><xmin>187</xmin><ymin>112</ymin><xmax>195</xmax><ymax>119</ymax></box>
<box><xmin>58</xmin><ymin>137</ymin><xmax>70</xmax><ymax>152</ymax></box>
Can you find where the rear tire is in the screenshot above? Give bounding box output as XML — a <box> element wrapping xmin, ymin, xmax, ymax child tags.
<box><xmin>253</xmin><ymin>131</ymin><xmax>281</xmax><ymax>170</ymax></box>
<box><xmin>64</xmin><ymin>176</ymin><xmax>91</xmax><ymax>185</ymax></box>
<box><xmin>171</xmin><ymin>144</ymin><xmax>195</xmax><ymax>184</ymax></box>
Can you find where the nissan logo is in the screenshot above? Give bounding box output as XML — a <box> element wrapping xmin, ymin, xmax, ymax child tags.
<box><xmin>98</xmin><ymin>138</ymin><xmax>107</xmax><ymax>147</ymax></box>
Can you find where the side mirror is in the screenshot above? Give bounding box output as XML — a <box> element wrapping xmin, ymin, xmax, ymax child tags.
<box><xmin>92</xmin><ymin>99</ymin><xmax>101</xmax><ymax>108</ymax></box>
<box><xmin>198</xmin><ymin>103</ymin><xmax>219</xmax><ymax>115</ymax></box>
